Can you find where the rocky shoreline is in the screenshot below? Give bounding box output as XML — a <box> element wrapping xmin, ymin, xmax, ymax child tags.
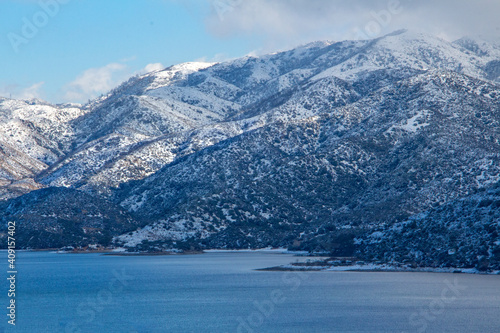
<box><xmin>259</xmin><ymin>258</ymin><xmax>500</xmax><ymax>275</ymax></box>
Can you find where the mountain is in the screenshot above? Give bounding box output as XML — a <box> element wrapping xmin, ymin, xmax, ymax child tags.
<box><xmin>357</xmin><ymin>183</ymin><xmax>500</xmax><ymax>271</ymax></box>
<box><xmin>0</xmin><ymin>30</ymin><xmax>499</xmax><ymax>259</ymax></box>
<box><xmin>113</xmin><ymin>69</ymin><xmax>500</xmax><ymax>251</ymax></box>
<box><xmin>0</xmin><ymin>98</ymin><xmax>85</xmax><ymax>200</ymax></box>
<box><xmin>0</xmin><ymin>187</ymin><xmax>139</xmax><ymax>249</ymax></box>
<box><xmin>38</xmin><ymin>30</ymin><xmax>500</xmax><ymax>195</ymax></box>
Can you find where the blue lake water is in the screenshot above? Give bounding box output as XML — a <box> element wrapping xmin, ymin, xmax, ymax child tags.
<box><xmin>1</xmin><ymin>251</ymin><xmax>500</xmax><ymax>333</ymax></box>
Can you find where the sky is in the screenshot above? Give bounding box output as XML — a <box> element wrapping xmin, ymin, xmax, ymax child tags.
<box><xmin>1</xmin><ymin>0</ymin><xmax>499</xmax><ymax>104</ymax></box>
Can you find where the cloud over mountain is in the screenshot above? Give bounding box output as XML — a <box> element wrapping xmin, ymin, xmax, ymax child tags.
<box><xmin>206</xmin><ymin>0</ymin><xmax>500</xmax><ymax>50</ymax></box>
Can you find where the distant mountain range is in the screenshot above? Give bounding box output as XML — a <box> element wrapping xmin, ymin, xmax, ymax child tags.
<box><xmin>1</xmin><ymin>30</ymin><xmax>499</xmax><ymax>270</ymax></box>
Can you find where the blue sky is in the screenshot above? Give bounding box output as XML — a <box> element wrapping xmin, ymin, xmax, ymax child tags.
<box><xmin>0</xmin><ymin>0</ymin><xmax>265</xmax><ymax>103</ymax></box>
<box><xmin>1</xmin><ymin>0</ymin><xmax>498</xmax><ymax>104</ymax></box>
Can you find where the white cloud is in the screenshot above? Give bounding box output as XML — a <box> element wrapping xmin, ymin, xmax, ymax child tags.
<box><xmin>19</xmin><ymin>82</ymin><xmax>45</xmax><ymax>99</ymax></box>
<box><xmin>194</xmin><ymin>53</ymin><xmax>235</xmax><ymax>63</ymax></box>
<box><xmin>63</xmin><ymin>63</ymin><xmax>128</xmax><ymax>102</ymax></box>
<box><xmin>0</xmin><ymin>82</ymin><xmax>45</xmax><ymax>100</ymax></box>
<box><xmin>62</xmin><ymin>62</ymin><xmax>167</xmax><ymax>103</ymax></box>
<box><xmin>205</xmin><ymin>0</ymin><xmax>500</xmax><ymax>51</ymax></box>
<box><xmin>142</xmin><ymin>63</ymin><xmax>165</xmax><ymax>73</ymax></box>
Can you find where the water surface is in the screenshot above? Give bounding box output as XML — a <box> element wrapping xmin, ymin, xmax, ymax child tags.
<box><xmin>2</xmin><ymin>251</ymin><xmax>499</xmax><ymax>332</ymax></box>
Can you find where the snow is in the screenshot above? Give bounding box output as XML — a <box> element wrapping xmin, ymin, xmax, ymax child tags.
<box><xmin>4</xmin><ymin>30</ymin><xmax>500</xmax><ymax>255</ymax></box>
<box><xmin>273</xmin><ymin>263</ymin><xmax>490</xmax><ymax>275</ymax></box>
<box><xmin>111</xmin><ymin>247</ymin><xmax>127</xmax><ymax>252</ymax></box>
<box><xmin>386</xmin><ymin>110</ymin><xmax>431</xmax><ymax>134</ymax></box>
<box><xmin>203</xmin><ymin>248</ymin><xmax>290</xmax><ymax>253</ymax></box>
<box><xmin>115</xmin><ymin>218</ymin><xmax>216</xmax><ymax>247</ymax></box>
<box><xmin>311</xmin><ymin>30</ymin><xmax>495</xmax><ymax>84</ymax></box>
<box><xmin>144</xmin><ymin>62</ymin><xmax>215</xmax><ymax>91</ymax></box>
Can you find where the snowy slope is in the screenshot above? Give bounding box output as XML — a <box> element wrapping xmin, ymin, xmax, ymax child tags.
<box><xmin>0</xmin><ymin>98</ymin><xmax>85</xmax><ymax>199</ymax></box>
<box><xmin>1</xmin><ymin>30</ymin><xmax>499</xmax><ymax>253</ymax></box>
<box><xmin>358</xmin><ymin>183</ymin><xmax>500</xmax><ymax>271</ymax></box>
<box><xmin>113</xmin><ymin>70</ymin><xmax>500</xmax><ymax>250</ymax></box>
<box><xmin>40</xmin><ymin>31</ymin><xmax>500</xmax><ymax>194</ymax></box>
<box><xmin>0</xmin><ymin>98</ymin><xmax>84</xmax><ymax>163</ymax></box>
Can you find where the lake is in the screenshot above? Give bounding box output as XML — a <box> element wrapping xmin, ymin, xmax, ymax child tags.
<box><xmin>2</xmin><ymin>251</ymin><xmax>499</xmax><ymax>332</ymax></box>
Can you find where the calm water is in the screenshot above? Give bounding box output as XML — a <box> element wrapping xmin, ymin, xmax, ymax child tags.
<box><xmin>1</xmin><ymin>251</ymin><xmax>500</xmax><ymax>333</ymax></box>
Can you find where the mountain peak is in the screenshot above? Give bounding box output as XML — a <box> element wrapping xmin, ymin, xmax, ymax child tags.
<box><xmin>151</xmin><ymin>61</ymin><xmax>215</xmax><ymax>78</ymax></box>
<box><xmin>2</xmin><ymin>31</ymin><xmax>500</xmax><ymax>262</ymax></box>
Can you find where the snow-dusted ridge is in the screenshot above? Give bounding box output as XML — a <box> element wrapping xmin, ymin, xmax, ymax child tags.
<box><xmin>0</xmin><ymin>31</ymin><xmax>499</xmax><ymax>271</ymax></box>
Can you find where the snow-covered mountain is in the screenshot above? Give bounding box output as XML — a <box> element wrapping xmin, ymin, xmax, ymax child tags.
<box><xmin>0</xmin><ymin>187</ymin><xmax>139</xmax><ymax>248</ymax></box>
<box><xmin>0</xmin><ymin>98</ymin><xmax>85</xmax><ymax>200</ymax></box>
<box><xmin>357</xmin><ymin>183</ymin><xmax>500</xmax><ymax>271</ymax></box>
<box><xmin>1</xmin><ymin>31</ymin><xmax>499</xmax><ymax>266</ymax></box>
<box><xmin>37</xmin><ymin>31</ymin><xmax>500</xmax><ymax>193</ymax></box>
<box><xmin>113</xmin><ymin>69</ymin><xmax>500</xmax><ymax>251</ymax></box>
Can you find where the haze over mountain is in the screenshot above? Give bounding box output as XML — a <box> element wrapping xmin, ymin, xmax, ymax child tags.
<box><xmin>1</xmin><ymin>30</ymin><xmax>499</xmax><ymax>269</ymax></box>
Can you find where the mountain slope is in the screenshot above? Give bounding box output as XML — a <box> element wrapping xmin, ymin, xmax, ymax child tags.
<box><xmin>1</xmin><ymin>30</ymin><xmax>499</xmax><ymax>253</ymax></box>
<box><xmin>0</xmin><ymin>98</ymin><xmax>85</xmax><ymax>200</ymax></box>
<box><xmin>0</xmin><ymin>187</ymin><xmax>139</xmax><ymax>249</ymax></box>
<box><xmin>39</xmin><ymin>31</ymin><xmax>500</xmax><ymax>195</ymax></box>
<box><xmin>357</xmin><ymin>183</ymin><xmax>500</xmax><ymax>271</ymax></box>
<box><xmin>113</xmin><ymin>69</ymin><xmax>500</xmax><ymax>249</ymax></box>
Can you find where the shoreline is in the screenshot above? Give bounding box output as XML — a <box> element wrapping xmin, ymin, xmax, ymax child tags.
<box><xmin>259</xmin><ymin>263</ymin><xmax>500</xmax><ymax>275</ymax></box>
<box><xmin>6</xmin><ymin>247</ymin><xmax>309</xmax><ymax>256</ymax></box>
<box><xmin>8</xmin><ymin>249</ymin><xmax>499</xmax><ymax>275</ymax></box>
<box><xmin>103</xmin><ymin>250</ymin><xmax>204</xmax><ymax>256</ymax></box>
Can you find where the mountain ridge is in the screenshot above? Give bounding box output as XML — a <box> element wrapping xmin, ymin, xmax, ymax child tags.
<box><xmin>0</xmin><ymin>31</ymin><xmax>499</xmax><ymax>270</ymax></box>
